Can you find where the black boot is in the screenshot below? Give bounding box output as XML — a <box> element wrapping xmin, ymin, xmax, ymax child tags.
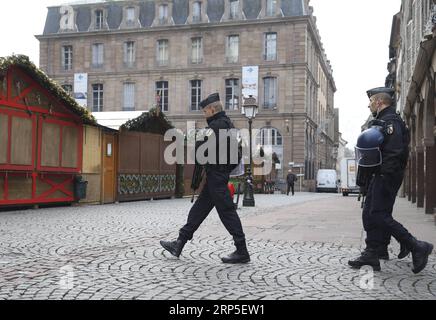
<box><xmin>397</xmin><ymin>242</ymin><xmax>411</xmax><ymax>260</ymax></box>
<box><xmin>160</xmin><ymin>239</ymin><xmax>186</xmax><ymax>258</ymax></box>
<box><xmin>377</xmin><ymin>246</ymin><xmax>389</xmax><ymax>260</ymax></box>
<box><xmin>348</xmin><ymin>248</ymin><xmax>381</xmax><ymax>271</ymax></box>
<box><xmin>222</xmin><ymin>243</ymin><xmax>250</xmax><ymax>264</ymax></box>
<box><xmin>410</xmin><ymin>239</ymin><xmax>433</xmax><ymax>274</ymax></box>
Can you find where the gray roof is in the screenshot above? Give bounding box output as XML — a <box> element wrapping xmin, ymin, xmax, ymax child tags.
<box><xmin>173</xmin><ymin>0</ymin><xmax>189</xmax><ymax>24</ymax></box>
<box><xmin>243</xmin><ymin>0</ymin><xmax>262</xmax><ymax>20</ymax></box>
<box><xmin>41</xmin><ymin>0</ymin><xmax>307</xmax><ymax>35</ymax></box>
<box><xmin>43</xmin><ymin>7</ymin><xmax>61</xmax><ymax>34</ymax></box>
<box><xmin>107</xmin><ymin>3</ymin><xmax>123</xmax><ymax>29</ymax></box>
<box><xmin>282</xmin><ymin>0</ymin><xmax>306</xmax><ymax>16</ymax></box>
<box><xmin>139</xmin><ymin>1</ymin><xmax>155</xmax><ymax>27</ymax></box>
<box><xmin>76</xmin><ymin>6</ymin><xmax>91</xmax><ymax>32</ymax></box>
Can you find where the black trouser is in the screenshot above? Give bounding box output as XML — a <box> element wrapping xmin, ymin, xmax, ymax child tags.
<box><xmin>287</xmin><ymin>183</ymin><xmax>295</xmax><ymax>196</ymax></box>
<box><xmin>363</xmin><ymin>173</ymin><xmax>413</xmax><ymax>250</ymax></box>
<box><xmin>179</xmin><ymin>170</ymin><xmax>246</xmax><ymax>248</ymax></box>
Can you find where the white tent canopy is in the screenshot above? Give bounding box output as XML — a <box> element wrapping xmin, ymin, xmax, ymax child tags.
<box><xmin>92</xmin><ymin>111</ymin><xmax>148</xmax><ymax>130</ymax></box>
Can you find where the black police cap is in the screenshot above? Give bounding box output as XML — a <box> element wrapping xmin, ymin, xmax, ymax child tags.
<box><xmin>200</xmin><ymin>93</ymin><xmax>220</xmax><ymax>109</ymax></box>
<box><xmin>367</xmin><ymin>87</ymin><xmax>395</xmax><ymax>99</ymax></box>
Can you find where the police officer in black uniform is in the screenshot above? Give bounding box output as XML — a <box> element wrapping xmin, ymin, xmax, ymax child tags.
<box><xmin>362</xmin><ymin>88</ymin><xmax>408</xmax><ymax>261</ymax></box>
<box><xmin>348</xmin><ymin>87</ymin><xmax>433</xmax><ymax>273</ymax></box>
<box><xmin>160</xmin><ymin>93</ymin><xmax>250</xmax><ymax>264</ymax></box>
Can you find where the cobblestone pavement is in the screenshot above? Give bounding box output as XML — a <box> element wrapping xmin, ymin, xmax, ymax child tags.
<box><xmin>0</xmin><ymin>193</ymin><xmax>435</xmax><ymax>300</ymax></box>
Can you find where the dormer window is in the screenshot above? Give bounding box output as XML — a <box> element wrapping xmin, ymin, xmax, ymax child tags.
<box><xmin>159</xmin><ymin>4</ymin><xmax>169</xmax><ymax>24</ymax></box>
<box><xmin>95</xmin><ymin>9</ymin><xmax>104</xmax><ymax>29</ymax></box>
<box><xmin>266</xmin><ymin>0</ymin><xmax>277</xmax><ymax>17</ymax></box>
<box><xmin>193</xmin><ymin>2</ymin><xmax>202</xmax><ymax>22</ymax></box>
<box><xmin>230</xmin><ymin>0</ymin><xmax>239</xmax><ymax>19</ymax></box>
<box><xmin>126</xmin><ymin>7</ymin><xmax>135</xmax><ymax>25</ymax></box>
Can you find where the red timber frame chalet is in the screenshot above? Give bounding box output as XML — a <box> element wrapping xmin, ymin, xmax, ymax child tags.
<box><xmin>0</xmin><ymin>64</ymin><xmax>85</xmax><ymax>206</ymax></box>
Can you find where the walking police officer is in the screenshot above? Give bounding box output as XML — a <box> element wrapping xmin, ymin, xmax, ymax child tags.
<box><xmin>348</xmin><ymin>87</ymin><xmax>433</xmax><ymax>273</ymax></box>
<box><xmin>358</xmin><ymin>88</ymin><xmax>408</xmax><ymax>261</ymax></box>
<box><xmin>160</xmin><ymin>93</ymin><xmax>250</xmax><ymax>264</ymax></box>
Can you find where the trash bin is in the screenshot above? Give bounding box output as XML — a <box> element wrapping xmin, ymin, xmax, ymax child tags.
<box><xmin>74</xmin><ymin>175</ymin><xmax>88</xmax><ymax>201</ymax></box>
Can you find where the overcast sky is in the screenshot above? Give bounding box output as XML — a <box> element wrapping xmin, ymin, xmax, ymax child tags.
<box><xmin>0</xmin><ymin>0</ymin><xmax>401</xmax><ymax>147</ymax></box>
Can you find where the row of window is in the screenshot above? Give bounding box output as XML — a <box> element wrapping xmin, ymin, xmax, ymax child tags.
<box><xmin>61</xmin><ymin>33</ymin><xmax>278</xmax><ymax>70</ymax></box>
<box><xmin>62</xmin><ymin>77</ymin><xmax>278</xmax><ymax>112</ymax></box>
<box><xmin>90</xmin><ymin>0</ymin><xmax>279</xmax><ymax>29</ymax></box>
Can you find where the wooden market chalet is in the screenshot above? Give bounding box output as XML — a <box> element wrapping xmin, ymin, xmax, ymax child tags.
<box><xmin>0</xmin><ymin>55</ymin><xmax>178</xmax><ymax>208</ymax></box>
<box><xmin>0</xmin><ymin>55</ymin><xmax>97</xmax><ymax>207</ymax></box>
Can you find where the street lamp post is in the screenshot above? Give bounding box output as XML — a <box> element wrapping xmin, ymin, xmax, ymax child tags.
<box><xmin>242</xmin><ymin>96</ymin><xmax>258</xmax><ymax>207</ymax></box>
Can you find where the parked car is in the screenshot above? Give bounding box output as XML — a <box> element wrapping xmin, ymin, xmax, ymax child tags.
<box><xmin>316</xmin><ymin>169</ymin><xmax>338</xmax><ymax>193</ymax></box>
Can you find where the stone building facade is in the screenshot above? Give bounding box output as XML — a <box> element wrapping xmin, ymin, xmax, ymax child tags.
<box><xmin>37</xmin><ymin>0</ymin><xmax>338</xmax><ymax>187</ymax></box>
<box><xmin>387</xmin><ymin>0</ymin><xmax>435</xmax><ymax>215</ymax></box>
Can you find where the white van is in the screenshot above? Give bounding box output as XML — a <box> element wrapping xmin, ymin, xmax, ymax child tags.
<box><xmin>340</xmin><ymin>158</ymin><xmax>360</xmax><ymax>196</ymax></box>
<box><xmin>316</xmin><ymin>169</ymin><xmax>338</xmax><ymax>193</ymax></box>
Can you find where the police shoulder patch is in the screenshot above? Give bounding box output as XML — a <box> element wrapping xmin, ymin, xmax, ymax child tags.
<box><xmin>386</xmin><ymin>124</ymin><xmax>394</xmax><ymax>135</ymax></box>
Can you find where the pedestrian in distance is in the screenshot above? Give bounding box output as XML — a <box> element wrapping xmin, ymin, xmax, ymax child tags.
<box><xmin>286</xmin><ymin>169</ymin><xmax>297</xmax><ymax>196</ymax></box>
<box><xmin>160</xmin><ymin>93</ymin><xmax>250</xmax><ymax>264</ymax></box>
<box><xmin>348</xmin><ymin>87</ymin><xmax>433</xmax><ymax>274</ymax></box>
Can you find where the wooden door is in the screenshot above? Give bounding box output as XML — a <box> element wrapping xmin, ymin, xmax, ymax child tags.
<box><xmin>103</xmin><ymin>133</ymin><xmax>116</xmax><ymax>204</ymax></box>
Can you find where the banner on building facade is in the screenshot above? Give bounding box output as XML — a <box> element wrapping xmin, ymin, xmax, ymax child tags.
<box><xmin>74</xmin><ymin>73</ymin><xmax>88</xmax><ymax>108</ymax></box>
<box><xmin>242</xmin><ymin>66</ymin><xmax>259</xmax><ymax>103</ymax></box>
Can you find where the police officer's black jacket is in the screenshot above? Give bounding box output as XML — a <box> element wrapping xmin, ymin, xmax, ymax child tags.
<box><xmin>375</xmin><ymin>106</ymin><xmax>409</xmax><ymax>175</ymax></box>
<box><xmin>204</xmin><ymin>111</ymin><xmax>237</xmax><ymax>173</ymax></box>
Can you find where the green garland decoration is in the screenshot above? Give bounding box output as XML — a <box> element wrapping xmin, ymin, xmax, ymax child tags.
<box><xmin>120</xmin><ymin>107</ymin><xmax>174</xmax><ymax>135</ymax></box>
